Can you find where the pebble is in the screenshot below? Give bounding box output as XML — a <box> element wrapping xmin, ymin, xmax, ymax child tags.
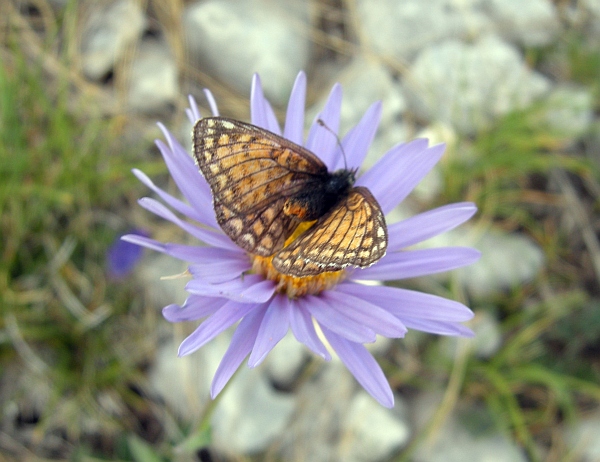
<box><xmin>80</xmin><ymin>0</ymin><xmax>146</xmax><ymax>80</ymax></box>
<box><xmin>481</xmin><ymin>0</ymin><xmax>561</xmax><ymax>47</ymax></box>
<box><xmin>356</xmin><ymin>0</ymin><xmax>490</xmax><ymax>61</ymax></box>
<box><xmin>127</xmin><ymin>39</ymin><xmax>179</xmax><ymax>114</ymax></box>
<box><xmin>411</xmin><ymin>392</ymin><xmax>528</xmax><ymax>462</ymax></box>
<box><xmin>405</xmin><ymin>35</ymin><xmax>551</xmax><ymax>134</ymax></box>
<box><xmin>182</xmin><ymin>0</ymin><xmax>310</xmax><ymax>107</ymax></box>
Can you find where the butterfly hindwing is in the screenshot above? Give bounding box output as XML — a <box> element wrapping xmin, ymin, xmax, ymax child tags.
<box><xmin>272</xmin><ymin>187</ymin><xmax>388</xmax><ymax>276</ymax></box>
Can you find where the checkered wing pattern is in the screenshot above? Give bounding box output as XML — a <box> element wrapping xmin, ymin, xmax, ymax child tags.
<box><xmin>193</xmin><ymin>117</ymin><xmax>328</xmax><ymax>256</ymax></box>
<box><xmin>272</xmin><ymin>187</ymin><xmax>388</xmax><ymax>276</ymax></box>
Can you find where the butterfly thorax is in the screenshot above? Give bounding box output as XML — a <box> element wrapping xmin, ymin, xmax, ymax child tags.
<box><xmin>283</xmin><ymin>169</ymin><xmax>356</xmax><ymax>221</ymax></box>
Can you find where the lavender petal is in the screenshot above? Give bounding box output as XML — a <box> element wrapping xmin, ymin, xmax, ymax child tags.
<box><xmin>322</xmin><ymin>327</ymin><xmax>394</xmax><ymax>408</ymax></box>
<box><xmin>358</xmin><ymin>247</ymin><xmax>481</xmax><ymax>280</ymax></box>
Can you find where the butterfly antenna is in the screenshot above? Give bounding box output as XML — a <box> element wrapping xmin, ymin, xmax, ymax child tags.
<box><xmin>317</xmin><ymin>119</ymin><xmax>348</xmax><ymax>170</ymax></box>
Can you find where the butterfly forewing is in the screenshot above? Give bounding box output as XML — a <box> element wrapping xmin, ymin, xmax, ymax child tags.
<box><xmin>272</xmin><ymin>187</ymin><xmax>388</xmax><ymax>276</ymax></box>
<box><xmin>193</xmin><ymin>117</ymin><xmax>329</xmax><ymax>255</ymax></box>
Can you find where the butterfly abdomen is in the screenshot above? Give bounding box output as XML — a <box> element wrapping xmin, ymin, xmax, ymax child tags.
<box><xmin>283</xmin><ymin>169</ymin><xmax>355</xmax><ymax>221</ymax></box>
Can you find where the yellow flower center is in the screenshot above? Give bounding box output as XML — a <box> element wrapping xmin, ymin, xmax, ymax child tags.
<box><xmin>250</xmin><ymin>221</ymin><xmax>347</xmax><ymax>298</ymax></box>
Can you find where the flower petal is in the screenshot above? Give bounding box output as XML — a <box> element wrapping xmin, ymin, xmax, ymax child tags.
<box><xmin>187</xmin><ymin>95</ymin><xmax>203</xmax><ymax>123</ymax></box>
<box><xmin>185</xmin><ymin>274</ymin><xmax>276</xmax><ymax>303</ymax></box>
<box><xmin>162</xmin><ymin>244</ymin><xmax>247</xmax><ymax>266</ymax></box>
<box><xmin>162</xmin><ymin>296</ymin><xmax>227</xmax><ymax>322</ymax></box>
<box><xmin>283</xmin><ymin>71</ymin><xmax>307</xmax><ymax>145</ymax></box>
<box><xmin>155</xmin><ymin>127</ymin><xmax>217</xmax><ymax>226</ymax></box>
<box><xmin>250</xmin><ymin>74</ymin><xmax>281</xmax><ymax>134</ymax></box>
<box><xmin>248</xmin><ymin>294</ymin><xmax>291</xmax><ymax>367</ymax></box>
<box><xmin>299</xmin><ymin>295</ymin><xmax>376</xmax><ymax>343</ymax></box>
<box><xmin>358</xmin><ymin>140</ymin><xmax>444</xmax><ymax>214</ymax></box>
<box><xmin>289</xmin><ymin>302</ymin><xmax>331</xmax><ymax>360</ymax></box>
<box><xmin>322</xmin><ymin>327</ymin><xmax>394</xmax><ymax>408</ymax></box>
<box><xmin>138</xmin><ymin>197</ymin><xmax>236</xmax><ymax>250</ymax></box>
<box><xmin>211</xmin><ymin>307</ymin><xmax>266</xmax><ymax>397</ymax></box>
<box><xmin>357</xmin><ymin>247</ymin><xmax>481</xmax><ymax>280</ymax></box>
<box><xmin>320</xmin><ymin>290</ymin><xmax>407</xmax><ymax>338</ymax></box>
<box><xmin>203</xmin><ymin>89</ymin><xmax>220</xmax><ymax>117</ymax></box>
<box><xmin>401</xmin><ymin>317</ymin><xmax>475</xmax><ymax>337</ymax></box>
<box><xmin>388</xmin><ymin>202</ymin><xmax>478</xmax><ymax>251</ymax></box>
<box><xmin>337</xmin><ymin>283</ymin><xmax>474</xmax><ymax>322</ymax></box>
<box><xmin>333</xmin><ymin>101</ymin><xmax>382</xmax><ymax>171</ymax></box>
<box><xmin>133</xmin><ymin>167</ymin><xmax>211</xmax><ymax>226</ymax></box>
<box><xmin>188</xmin><ymin>257</ymin><xmax>250</xmax><ymax>283</ymax></box>
<box><xmin>178</xmin><ymin>300</ymin><xmax>259</xmax><ymax>356</ymax></box>
<box><xmin>306</xmin><ymin>83</ymin><xmax>342</xmax><ymax>166</ymax></box>
<box><xmin>121</xmin><ymin>234</ymin><xmax>165</xmax><ymax>253</ymax></box>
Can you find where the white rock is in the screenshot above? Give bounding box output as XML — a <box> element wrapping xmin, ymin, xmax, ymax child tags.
<box><xmin>566</xmin><ymin>411</ymin><xmax>600</xmax><ymax>461</ymax></box>
<box><xmin>148</xmin><ymin>335</ymin><xmax>229</xmax><ymax>422</ymax></box>
<box><xmin>337</xmin><ymin>58</ymin><xmax>407</xmax><ymax>133</ymax></box>
<box><xmin>411</xmin><ymin>392</ymin><xmax>527</xmax><ymax>462</ymax></box>
<box><xmin>339</xmin><ymin>392</ymin><xmax>411</xmax><ymax>462</ymax></box>
<box><xmin>470</xmin><ymin>311</ymin><xmax>502</xmax><ymax>358</ymax></box>
<box><xmin>356</xmin><ymin>0</ymin><xmax>490</xmax><ymax>61</ymax></box>
<box><xmin>80</xmin><ymin>0</ymin><xmax>147</xmax><ymax>80</ymax></box>
<box><xmin>439</xmin><ymin>310</ymin><xmax>502</xmax><ymax>359</ymax></box>
<box><xmin>458</xmin><ymin>228</ymin><xmax>545</xmax><ymax>298</ymax></box>
<box><xmin>183</xmin><ymin>0</ymin><xmax>310</xmax><ymax>106</ymax></box>
<box><xmin>278</xmin><ymin>363</ymin><xmax>358</xmax><ymax>461</ymax></box>
<box><xmin>543</xmin><ymin>85</ymin><xmax>594</xmax><ymax>139</ymax></box>
<box><xmin>481</xmin><ymin>0</ymin><xmax>560</xmax><ymax>47</ymax></box>
<box><xmin>421</xmin><ymin>226</ymin><xmax>545</xmax><ymax>299</ymax></box>
<box><xmin>211</xmin><ymin>368</ymin><xmax>296</xmax><ymax>455</ymax></box>
<box><xmin>405</xmin><ymin>36</ymin><xmax>551</xmax><ymax>134</ymax></box>
<box><xmin>127</xmin><ymin>39</ymin><xmax>179</xmax><ymax>113</ymax></box>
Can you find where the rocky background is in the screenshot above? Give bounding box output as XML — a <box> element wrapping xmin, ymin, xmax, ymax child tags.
<box><xmin>1</xmin><ymin>0</ymin><xmax>600</xmax><ymax>461</ymax></box>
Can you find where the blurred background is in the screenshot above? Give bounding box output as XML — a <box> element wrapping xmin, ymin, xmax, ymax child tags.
<box><xmin>1</xmin><ymin>0</ymin><xmax>599</xmax><ymax>461</ymax></box>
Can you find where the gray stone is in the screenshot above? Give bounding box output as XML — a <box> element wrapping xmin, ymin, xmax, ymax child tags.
<box><xmin>148</xmin><ymin>335</ymin><xmax>229</xmax><ymax>423</ymax></box>
<box><xmin>336</xmin><ymin>58</ymin><xmax>410</xmax><ymax>170</ymax></box>
<box><xmin>439</xmin><ymin>310</ymin><xmax>502</xmax><ymax>359</ymax></box>
<box><xmin>278</xmin><ymin>363</ymin><xmax>357</xmax><ymax>461</ymax></box>
<box><xmin>543</xmin><ymin>85</ymin><xmax>594</xmax><ymax>139</ymax></box>
<box><xmin>422</xmin><ymin>225</ymin><xmax>545</xmax><ymax>299</ymax></box>
<box><xmin>150</xmin><ymin>332</ymin><xmax>296</xmax><ymax>456</ymax></box>
<box><xmin>356</xmin><ymin>0</ymin><xmax>490</xmax><ymax>62</ymax></box>
<box><xmin>482</xmin><ymin>0</ymin><xmax>561</xmax><ymax>47</ymax></box>
<box><xmin>337</xmin><ymin>58</ymin><xmax>407</xmax><ymax>134</ymax></box>
<box><xmin>566</xmin><ymin>411</ymin><xmax>600</xmax><ymax>461</ymax></box>
<box><xmin>211</xmin><ymin>368</ymin><xmax>296</xmax><ymax>455</ymax></box>
<box><xmin>405</xmin><ymin>36</ymin><xmax>551</xmax><ymax>134</ymax></box>
<box><xmin>183</xmin><ymin>0</ymin><xmax>310</xmax><ymax>107</ymax></box>
<box><xmin>127</xmin><ymin>39</ymin><xmax>179</xmax><ymax>114</ymax></box>
<box><xmin>411</xmin><ymin>392</ymin><xmax>527</xmax><ymax>462</ymax></box>
<box><xmin>81</xmin><ymin>0</ymin><xmax>147</xmax><ymax>80</ymax></box>
<box><xmin>278</xmin><ymin>361</ymin><xmax>408</xmax><ymax>461</ymax></box>
<box><xmin>339</xmin><ymin>392</ymin><xmax>411</xmax><ymax>462</ymax></box>
<box><xmin>457</xmin><ymin>228</ymin><xmax>545</xmax><ymax>299</ymax></box>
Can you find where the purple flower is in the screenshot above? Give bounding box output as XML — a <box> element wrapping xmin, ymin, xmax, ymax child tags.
<box><xmin>107</xmin><ymin>229</ymin><xmax>149</xmax><ymax>279</ymax></box>
<box><xmin>123</xmin><ymin>72</ymin><xmax>480</xmax><ymax>408</ymax></box>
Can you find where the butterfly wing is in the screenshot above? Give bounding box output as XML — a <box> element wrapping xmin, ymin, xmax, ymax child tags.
<box><xmin>193</xmin><ymin>117</ymin><xmax>329</xmax><ymax>255</ymax></box>
<box><xmin>272</xmin><ymin>187</ymin><xmax>388</xmax><ymax>276</ymax></box>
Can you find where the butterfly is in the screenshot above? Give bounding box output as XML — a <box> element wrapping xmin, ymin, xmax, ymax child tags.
<box><xmin>192</xmin><ymin>117</ymin><xmax>387</xmax><ymax>277</ymax></box>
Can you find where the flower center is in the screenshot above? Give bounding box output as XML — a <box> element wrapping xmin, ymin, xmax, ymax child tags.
<box><xmin>250</xmin><ymin>222</ymin><xmax>347</xmax><ymax>298</ymax></box>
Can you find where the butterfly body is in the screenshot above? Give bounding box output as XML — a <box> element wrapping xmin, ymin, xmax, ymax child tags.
<box><xmin>283</xmin><ymin>169</ymin><xmax>355</xmax><ymax>221</ymax></box>
<box><xmin>193</xmin><ymin>117</ymin><xmax>387</xmax><ymax>276</ymax></box>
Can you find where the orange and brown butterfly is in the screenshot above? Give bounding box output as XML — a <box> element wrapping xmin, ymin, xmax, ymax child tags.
<box><xmin>192</xmin><ymin>117</ymin><xmax>387</xmax><ymax>277</ymax></box>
